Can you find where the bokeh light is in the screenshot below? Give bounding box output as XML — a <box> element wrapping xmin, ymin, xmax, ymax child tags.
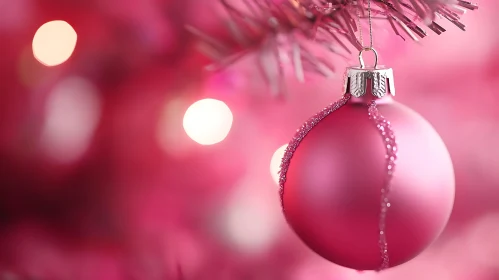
<box><xmin>182</xmin><ymin>98</ymin><xmax>233</xmax><ymax>145</ymax></box>
<box><xmin>222</xmin><ymin>185</ymin><xmax>280</xmax><ymax>254</ymax></box>
<box><xmin>157</xmin><ymin>97</ymin><xmax>193</xmax><ymax>156</ymax></box>
<box><xmin>32</xmin><ymin>20</ymin><xmax>77</xmax><ymax>66</ymax></box>
<box><xmin>466</xmin><ymin>213</ymin><xmax>499</xmax><ymax>268</ymax></box>
<box><xmin>270</xmin><ymin>144</ymin><xmax>288</xmax><ymax>184</ymax></box>
<box><xmin>39</xmin><ymin>77</ymin><xmax>101</xmax><ymax>163</ymax></box>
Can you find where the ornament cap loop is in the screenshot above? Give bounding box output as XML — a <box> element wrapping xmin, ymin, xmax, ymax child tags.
<box><xmin>359</xmin><ymin>47</ymin><xmax>378</xmax><ymax>69</ymax></box>
<box><xmin>343</xmin><ymin>65</ymin><xmax>395</xmax><ymax>98</ymax></box>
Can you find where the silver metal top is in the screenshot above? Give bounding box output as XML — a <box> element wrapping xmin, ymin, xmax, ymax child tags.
<box><xmin>343</xmin><ymin>48</ymin><xmax>395</xmax><ymax>98</ymax></box>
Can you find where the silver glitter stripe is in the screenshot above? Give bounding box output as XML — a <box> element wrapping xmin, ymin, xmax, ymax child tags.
<box><xmin>368</xmin><ymin>101</ymin><xmax>398</xmax><ymax>271</ymax></box>
<box><xmin>279</xmin><ymin>94</ymin><xmax>351</xmax><ymax>209</ymax></box>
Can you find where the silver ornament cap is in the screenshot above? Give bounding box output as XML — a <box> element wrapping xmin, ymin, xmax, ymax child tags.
<box><xmin>343</xmin><ymin>48</ymin><xmax>395</xmax><ymax>98</ymax></box>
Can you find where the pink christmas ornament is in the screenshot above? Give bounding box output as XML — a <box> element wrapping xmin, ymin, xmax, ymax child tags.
<box><xmin>280</xmin><ymin>63</ymin><xmax>455</xmax><ymax>271</ymax></box>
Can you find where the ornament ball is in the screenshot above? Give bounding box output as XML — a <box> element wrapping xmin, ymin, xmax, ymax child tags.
<box><xmin>281</xmin><ymin>96</ymin><xmax>455</xmax><ymax>270</ymax></box>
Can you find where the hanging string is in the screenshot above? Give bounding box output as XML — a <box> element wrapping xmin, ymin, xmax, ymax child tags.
<box><xmin>356</xmin><ymin>0</ymin><xmax>374</xmax><ymax>49</ymax></box>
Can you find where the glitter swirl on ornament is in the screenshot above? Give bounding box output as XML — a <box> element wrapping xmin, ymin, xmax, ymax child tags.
<box><xmin>368</xmin><ymin>101</ymin><xmax>398</xmax><ymax>271</ymax></box>
<box><xmin>278</xmin><ymin>93</ymin><xmax>351</xmax><ymax>207</ymax></box>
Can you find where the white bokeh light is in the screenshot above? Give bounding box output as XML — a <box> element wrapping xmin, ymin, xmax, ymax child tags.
<box><xmin>40</xmin><ymin>77</ymin><xmax>101</xmax><ymax>163</ymax></box>
<box><xmin>270</xmin><ymin>144</ymin><xmax>288</xmax><ymax>184</ymax></box>
<box><xmin>157</xmin><ymin>97</ymin><xmax>192</xmax><ymax>156</ymax></box>
<box><xmin>466</xmin><ymin>213</ymin><xmax>499</xmax><ymax>268</ymax></box>
<box><xmin>222</xmin><ymin>185</ymin><xmax>280</xmax><ymax>254</ymax></box>
<box><xmin>183</xmin><ymin>98</ymin><xmax>233</xmax><ymax>145</ymax></box>
<box><xmin>32</xmin><ymin>20</ymin><xmax>77</xmax><ymax>66</ymax></box>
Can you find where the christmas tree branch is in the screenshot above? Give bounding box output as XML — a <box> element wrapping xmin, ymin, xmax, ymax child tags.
<box><xmin>188</xmin><ymin>0</ymin><xmax>477</xmax><ymax>94</ymax></box>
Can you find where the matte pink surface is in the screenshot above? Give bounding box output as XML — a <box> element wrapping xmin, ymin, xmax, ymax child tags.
<box><xmin>282</xmin><ymin>96</ymin><xmax>455</xmax><ymax>270</ymax></box>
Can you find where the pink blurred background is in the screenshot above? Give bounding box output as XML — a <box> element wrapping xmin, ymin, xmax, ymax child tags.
<box><xmin>1</xmin><ymin>0</ymin><xmax>498</xmax><ymax>279</ymax></box>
